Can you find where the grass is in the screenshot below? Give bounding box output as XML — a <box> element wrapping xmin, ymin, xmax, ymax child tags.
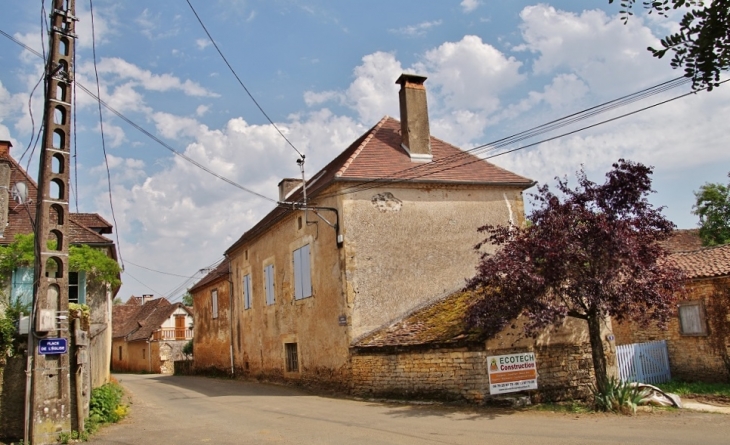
<box><xmin>529</xmin><ymin>401</ymin><xmax>592</xmax><ymax>414</ymax></box>
<box><xmin>656</xmin><ymin>381</ymin><xmax>730</xmax><ymax>397</ymax></box>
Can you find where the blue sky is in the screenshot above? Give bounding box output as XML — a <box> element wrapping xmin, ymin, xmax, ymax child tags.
<box><xmin>1</xmin><ymin>1</ymin><xmax>728</xmax><ymax>301</ymax></box>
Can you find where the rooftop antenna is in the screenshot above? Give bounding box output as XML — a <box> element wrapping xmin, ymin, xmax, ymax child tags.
<box><xmin>297</xmin><ymin>155</ymin><xmax>307</xmax><ymax>222</ymax></box>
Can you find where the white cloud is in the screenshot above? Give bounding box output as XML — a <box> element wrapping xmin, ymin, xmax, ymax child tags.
<box><xmin>196</xmin><ymin>39</ymin><xmax>211</xmax><ymax>50</ymax></box>
<box><xmin>196</xmin><ymin>105</ymin><xmax>210</xmax><ymax>116</ymax></box>
<box><xmin>390</xmin><ymin>20</ymin><xmax>443</xmax><ymax>37</ymax></box>
<box><xmin>461</xmin><ymin>0</ymin><xmax>481</xmax><ymax>13</ymax></box>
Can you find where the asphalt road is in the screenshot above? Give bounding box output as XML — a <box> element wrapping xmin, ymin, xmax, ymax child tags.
<box><xmin>86</xmin><ymin>374</ymin><xmax>730</xmax><ymax>445</ymax></box>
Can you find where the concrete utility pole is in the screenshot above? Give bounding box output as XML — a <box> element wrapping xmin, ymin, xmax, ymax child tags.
<box><xmin>30</xmin><ymin>0</ymin><xmax>77</xmax><ymax>443</ymax></box>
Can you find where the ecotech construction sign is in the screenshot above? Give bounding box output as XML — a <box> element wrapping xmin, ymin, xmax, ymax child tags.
<box><xmin>487</xmin><ymin>352</ymin><xmax>538</xmax><ymax>395</ymax></box>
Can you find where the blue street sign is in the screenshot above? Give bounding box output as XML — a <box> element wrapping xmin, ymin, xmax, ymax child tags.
<box><xmin>38</xmin><ymin>338</ymin><xmax>68</xmax><ymax>355</ymax></box>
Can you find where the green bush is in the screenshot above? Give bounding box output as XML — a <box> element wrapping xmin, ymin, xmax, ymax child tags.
<box><xmin>592</xmin><ymin>377</ymin><xmax>649</xmax><ymax>415</ymax></box>
<box><xmin>182</xmin><ymin>339</ymin><xmax>193</xmax><ymax>358</ymax></box>
<box><xmin>87</xmin><ymin>380</ymin><xmax>127</xmax><ymax>433</ymax></box>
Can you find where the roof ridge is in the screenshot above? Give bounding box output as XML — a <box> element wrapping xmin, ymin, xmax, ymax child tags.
<box><xmin>672</xmin><ymin>243</ymin><xmax>730</xmax><ymax>255</ymax></box>
<box><xmin>336</xmin><ymin>116</ymin><xmax>389</xmax><ymax>178</ymax></box>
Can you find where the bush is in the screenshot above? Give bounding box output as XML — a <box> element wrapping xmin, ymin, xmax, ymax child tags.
<box><xmin>87</xmin><ymin>380</ymin><xmax>127</xmax><ymax>433</ymax></box>
<box><xmin>182</xmin><ymin>339</ymin><xmax>193</xmax><ymax>359</ymax></box>
<box><xmin>592</xmin><ymin>377</ymin><xmax>649</xmax><ymax>415</ymax></box>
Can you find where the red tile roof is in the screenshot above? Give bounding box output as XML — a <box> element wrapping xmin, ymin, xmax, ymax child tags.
<box><xmin>662</xmin><ymin>229</ymin><xmax>703</xmax><ymax>253</ymax></box>
<box><xmin>670</xmin><ymin>244</ymin><xmax>730</xmax><ymax>279</ymax></box>
<box><xmin>112</xmin><ymin>297</ymin><xmax>190</xmax><ymax>342</ymax></box>
<box><xmin>226</xmin><ymin>116</ymin><xmax>534</xmax><ymax>255</ymax></box>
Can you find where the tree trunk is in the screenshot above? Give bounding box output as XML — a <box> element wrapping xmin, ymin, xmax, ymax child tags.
<box><xmin>587</xmin><ymin>313</ymin><xmax>608</xmax><ymax>394</ymax></box>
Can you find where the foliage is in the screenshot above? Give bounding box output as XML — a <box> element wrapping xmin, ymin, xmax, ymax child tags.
<box><xmin>0</xmin><ymin>234</ymin><xmax>121</xmax><ymax>287</ymax></box>
<box><xmin>182</xmin><ymin>291</ymin><xmax>193</xmax><ymax>306</ymax></box>
<box><xmin>705</xmin><ymin>286</ymin><xmax>730</xmax><ymax>379</ymax></box>
<box><xmin>609</xmin><ymin>0</ymin><xmax>730</xmax><ymax>91</ymax></box>
<box><xmin>0</xmin><ymin>291</ymin><xmax>31</xmax><ymax>359</ymax></box>
<box><xmin>58</xmin><ymin>429</ymin><xmax>89</xmax><ymax>444</ymax></box>
<box><xmin>591</xmin><ymin>377</ymin><xmax>650</xmax><ymax>414</ymax></box>
<box><xmin>88</xmin><ymin>381</ymin><xmax>127</xmax><ymax>430</ymax></box>
<box><xmin>657</xmin><ymin>380</ymin><xmax>730</xmax><ymax>397</ymax></box>
<box><xmin>183</xmin><ymin>339</ymin><xmax>194</xmax><ymax>359</ymax></box>
<box><xmin>465</xmin><ymin>160</ymin><xmax>685</xmax><ymax>393</ymax></box>
<box><xmin>693</xmin><ymin>174</ymin><xmax>730</xmax><ymax>246</ymax></box>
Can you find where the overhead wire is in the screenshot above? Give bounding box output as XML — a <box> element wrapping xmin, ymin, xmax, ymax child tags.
<box><xmin>125</xmin><ymin>260</ymin><xmax>206</xmax><ymax>279</ymax></box>
<box><xmin>184</xmin><ymin>0</ymin><xmax>304</xmax><ymax>158</ymax></box>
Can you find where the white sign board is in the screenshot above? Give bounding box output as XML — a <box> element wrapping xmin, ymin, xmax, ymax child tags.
<box><xmin>487</xmin><ymin>352</ymin><xmax>538</xmax><ymax>395</ymax></box>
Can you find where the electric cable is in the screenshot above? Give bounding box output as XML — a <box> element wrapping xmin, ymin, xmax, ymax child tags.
<box><xmin>122</xmin><ymin>270</ymin><xmax>167</xmax><ymax>298</ymax></box>
<box><xmin>185</xmin><ymin>0</ymin><xmax>304</xmax><ymax>158</ymax></box>
<box><xmin>125</xmin><ymin>260</ymin><xmax>206</xmax><ymax>279</ymax></box>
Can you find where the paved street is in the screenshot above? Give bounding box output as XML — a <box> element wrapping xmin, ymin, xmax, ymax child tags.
<box><xmin>87</xmin><ymin>374</ymin><xmax>730</xmax><ymax>445</ymax></box>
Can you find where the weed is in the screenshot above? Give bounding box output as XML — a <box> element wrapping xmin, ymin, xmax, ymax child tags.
<box><xmin>592</xmin><ymin>377</ymin><xmax>649</xmax><ymax>415</ymax></box>
<box><xmin>656</xmin><ymin>380</ymin><xmax>730</xmax><ymax>397</ymax></box>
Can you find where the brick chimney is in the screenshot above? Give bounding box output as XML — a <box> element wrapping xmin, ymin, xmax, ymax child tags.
<box><xmin>396</xmin><ymin>74</ymin><xmax>432</xmax><ymax>163</ymax></box>
<box><xmin>0</xmin><ymin>141</ymin><xmax>12</xmax><ymax>238</ymax></box>
<box><xmin>278</xmin><ymin>178</ymin><xmax>303</xmax><ymax>201</ymax></box>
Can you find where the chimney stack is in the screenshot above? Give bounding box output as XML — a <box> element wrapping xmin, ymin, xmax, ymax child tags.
<box><xmin>278</xmin><ymin>178</ymin><xmax>303</xmax><ymax>201</ymax></box>
<box><xmin>396</xmin><ymin>74</ymin><xmax>432</xmax><ymax>163</ymax></box>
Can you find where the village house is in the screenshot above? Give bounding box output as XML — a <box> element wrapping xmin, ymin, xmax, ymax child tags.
<box><xmin>111</xmin><ymin>295</ymin><xmax>193</xmax><ymax>374</ymax></box>
<box><xmin>0</xmin><ymin>139</ymin><xmax>120</xmax><ymax>438</ymax></box>
<box><xmin>186</xmin><ymin>73</ymin><xmax>616</xmax><ymax>402</ymax></box>
<box><xmin>614</xmin><ymin>230</ymin><xmax>730</xmax><ymax>382</ymax></box>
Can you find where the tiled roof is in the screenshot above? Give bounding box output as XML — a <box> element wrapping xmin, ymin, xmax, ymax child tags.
<box><xmin>670</xmin><ymin>244</ymin><xmax>730</xmax><ymax>279</ymax></box>
<box><xmin>112</xmin><ymin>298</ymin><xmax>189</xmax><ymax>342</ymax></box>
<box><xmin>188</xmin><ymin>258</ymin><xmax>229</xmax><ymax>295</ymax></box>
<box><xmin>0</xmin><ymin>148</ymin><xmax>114</xmax><ymax>246</ymax></box>
<box><xmin>353</xmin><ymin>291</ymin><xmax>482</xmax><ymax>349</ymax></box>
<box><xmin>662</xmin><ymin>229</ymin><xmax>703</xmax><ymax>253</ymax></box>
<box><xmin>226</xmin><ymin>116</ymin><xmax>534</xmax><ymax>255</ymax></box>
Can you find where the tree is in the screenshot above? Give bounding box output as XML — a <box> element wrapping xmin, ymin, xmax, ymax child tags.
<box><xmin>182</xmin><ymin>292</ymin><xmax>193</xmax><ymax>306</ymax></box>
<box><xmin>609</xmin><ymin>0</ymin><xmax>730</xmax><ymax>91</ymax></box>
<box><xmin>693</xmin><ymin>173</ymin><xmax>730</xmax><ymax>246</ymax></box>
<box><xmin>465</xmin><ymin>160</ymin><xmax>685</xmax><ymax>394</ymax></box>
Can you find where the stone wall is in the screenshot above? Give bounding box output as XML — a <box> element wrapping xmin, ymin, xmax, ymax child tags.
<box><xmin>613</xmin><ymin>276</ymin><xmax>730</xmax><ymax>382</ymax></box>
<box><xmin>351</xmin><ymin>343</ymin><xmax>596</xmax><ymax>404</ymax></box>
<box><xmin>192</xmin><ymin>274</ymin><xmax>232</xmax><ymax>375</ymax></box>
<box><xmin>0</xmin><ymin>355</ymin><xmax>26</xmax><ymax>441</ymax></box>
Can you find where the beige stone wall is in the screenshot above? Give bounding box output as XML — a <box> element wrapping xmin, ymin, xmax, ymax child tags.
<box><xmin>111</xmin><ymin>339</ymin><xmax>161</xmax><ymax>373</ymax></box>
<box><xmin>613</xmin><ymin>277</ymin><xmax>730</xmax><ymax>382</ymax></box>
<box><xmin>228</xmin><ymin>191</ymin><xmax>351</xmax><ymax>384</ymax></box>
<box><xmin>193</xmin><ymin>276</ymin><xmax>232</xmax><ymax>374</ymax></box>
<box><xmin>343</xmin><ymin>184</ymin><xmax>527</xmax><ymax>340</ymax></box>
<box><xmin>351</xmin><ymin>343</ymin><xmax>595</xmax><ymax>403</ymax></box>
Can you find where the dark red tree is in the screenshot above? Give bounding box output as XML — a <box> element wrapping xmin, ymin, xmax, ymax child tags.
<box><xmin>465</xmin><ymin>160</ymin><xmax>685</xmax><ymax>392</ymax></box>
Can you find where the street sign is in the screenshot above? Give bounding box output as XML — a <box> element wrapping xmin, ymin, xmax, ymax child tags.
<box><xmin>38</xmin><ymin>338</ymin><xmax>68</xmax><ymax>355</ymax></box>
<box><xmin>487</xmin><ymin>352</ymin><xmax>538</xmax><ymax>395</ymax></box>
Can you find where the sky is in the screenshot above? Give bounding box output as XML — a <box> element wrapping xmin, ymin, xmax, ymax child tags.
<box><xmin>1</xmin><ymin>0</ymin><xmax>728</xmax><ymax>302</ymax></box>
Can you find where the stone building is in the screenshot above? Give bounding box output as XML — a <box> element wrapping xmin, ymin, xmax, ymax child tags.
<box><xmin>614</xmin><ymin>232</ymin><xmax>730</xmax><ymax>382</ymax></box>
<box><xmin>111</xmin><ymin>296</ymin><xmax>193</xmax><ymax>374</ymax></box>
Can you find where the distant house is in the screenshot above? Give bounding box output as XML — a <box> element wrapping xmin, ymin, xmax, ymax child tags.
<box><xmin>189</xmin><ymin>259</ymin><xmax>231</xmax><ymax>374</ymax></box>
<box><xmin>614</xmin><ymin>230</ymin><xmax>730</xmax><ymax>382</ymax></box>
<box><xmin>111</xmin><ymin>296</ymin><xmax>193</xmax><ymax>374</ymax></box>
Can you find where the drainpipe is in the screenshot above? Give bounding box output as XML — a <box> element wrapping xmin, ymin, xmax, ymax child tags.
<box><xmin>227</xmin><ymin>258</ymin><xmax>235</xmax><ymax>376</ymax></box>
<box><xmin>147</xmin><ymin>339</ymin><xmax>151</xmax><ymax>373</ymax></box>
<box><xmin>73</xmin><ymin>317</ymin><xmax>85</xmax><ymax>433</ymax></box>
<box><xmin>24</xmin><ymin>326</ymin><xmax>33</xmax><ymax>445</ymax></box>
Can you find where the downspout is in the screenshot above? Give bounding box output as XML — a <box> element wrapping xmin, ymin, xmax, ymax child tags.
<box><xmin>147</xmin><ymin>338</ymin><xmax>151</xmax><ymax>373</ymax></box>
<box><xmin>227</xmin><ymin>258</ymin><xmax>235</xmax><ymax>376</ymax></box>
<box><xmin>73</xmin><ymin>317</ymin><xmax>85</xmax><ymax>433</ymax></box>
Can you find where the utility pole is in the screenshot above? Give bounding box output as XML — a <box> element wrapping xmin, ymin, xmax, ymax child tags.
<box><xmin>30</xmin><ymin>0</ymin><xmax>77</xmax><ymax>443</ymax></box>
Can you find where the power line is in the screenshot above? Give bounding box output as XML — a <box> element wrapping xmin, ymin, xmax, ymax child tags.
<box><xmin>125</xmin><ymin>259</ymin><xmax>206</xmax><ymax>279</ymax></box>
<box><xmin>185</xmin><ymin>0</ymin><xmax>304</xmax><ymax>159</ymax></box>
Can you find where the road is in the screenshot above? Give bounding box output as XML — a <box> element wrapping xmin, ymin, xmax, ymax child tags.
<box><xmin>87</xmin><ymin>374</ymin><xmax>730</xmax><ymax>445</ymax></box>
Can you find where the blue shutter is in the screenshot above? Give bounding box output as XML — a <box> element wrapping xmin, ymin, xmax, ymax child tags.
<box><xmin>301</xmin><ymin>244</ymin><xmax>312</xmax><ymax>299</ymax></box>
<box><xmin>264</xmin><ymin>264</ymin><xmax>275</xmax><ymax>305</ymax></box>
<box><xmin>293</xmin><ymin>249</ymin><xmax>303</xmax><ymax>300</ymax></box>
<box><xmin>78</xmin><ymin>271</ymin><xmax>87</xmax><ymax>305</ymax></box>
<box><xmin>11</xmin><ymin>267</ymin><xmax>34</xmax><ymax>307</ymax></box>
<box><xmin>243</xmin><ymin>274</ymin><xmax>251</xmax><ymax>309</ymax></box>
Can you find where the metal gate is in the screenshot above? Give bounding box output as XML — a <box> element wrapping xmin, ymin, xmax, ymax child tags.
<box><xmin>616</xmin><ymin>340</ymin><xmax>671</xmax><ymax>384</ymax></box>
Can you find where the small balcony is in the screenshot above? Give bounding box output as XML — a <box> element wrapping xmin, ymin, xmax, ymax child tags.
<box><xmin>153</xmin><ymin>328</ymin><xmax>193</xmax><ymax>341</ymax></box>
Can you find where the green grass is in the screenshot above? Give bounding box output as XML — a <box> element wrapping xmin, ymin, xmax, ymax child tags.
<box><xmin>656</xmin><ymin>381</ymin><xmax>730</xmax><ymax>397</ymax></box>
<box><xmin>529</xmin><ymin>401</ymin><xmax>591</xmax><ymax>413</ymax></box>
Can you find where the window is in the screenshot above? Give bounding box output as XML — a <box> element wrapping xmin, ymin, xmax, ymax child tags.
<box><xmin>679</xmin><ymin>301</ymin><xmax>707</xmax><ymax>336</ymax></box>
<box><xmin>285</xmin><ymin>343</ymin><xmax>299</xmax><ymax>372</ymax></box>
<box><xmin>68</xmin><ymin>271</ymin><xmax>87</xmax><ymax>304</ymax></box>
<box><xmin>142</xmin><ymin>348</ymin><xmax>146</xmax><ymax>360</ymax></box>
<box><xmin>11</xmin><ymin>267</ymin><xmax>34</xmax><ymax>307</ymax></box>
<box><xmin>243</xmin><ymin>274</ymin><xmax>252</xmax><ymax>310</ymax></box>
<box><xmin>264</xmin><ymin>264</ymin><xmax>275</xmax><ymax>305</ymax></box>
<box><xmin>118</xmin><ymin>346</ymin><xmax>122</xmax><ymax>361</ymax></box>
<box><xmin>211</xmin><ymin>289</ymin><xmax>219</xmax><ymax>319</ymax></box>
<box><xmin>293</xmin><ymin>244</ymin><xmax>312</xmax><ymax>300</ymax></box>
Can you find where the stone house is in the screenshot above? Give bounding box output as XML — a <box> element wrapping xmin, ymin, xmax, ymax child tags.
<box><xmin>0</xmin><ymin>140</ymin><xmax>120</xmax><ymax>439</ymax></box>
<box><xmin>189</xmin><ymin>259</ymin><xmax>232</xmax><ymax>374</ymax></box>
<box><xmin>614</xmin><ymin>234</ymin><xmax>730</xmax><ymax>382</ymax></box>
<box><xmin>111</xmin><ymin>296</ymin><xmax>193</xmax><ymax>374</ymax></box>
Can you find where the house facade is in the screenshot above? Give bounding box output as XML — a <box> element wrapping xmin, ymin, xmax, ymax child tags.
<box><xmin>112</xmin><ymin>296</ymin><xmax>193</xmax><ymax>374</ymax></box>
<box><xmin>198</xmin><ymin>74</ymin><xmax>545</xmax><ymax>393</ymax></box>
<box><xmin>614</xmin><ymin>237</ymin><xmax>730</xmax><ymax>382</ymax></box>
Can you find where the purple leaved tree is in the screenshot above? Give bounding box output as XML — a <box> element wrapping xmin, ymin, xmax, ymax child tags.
<box><xmin>465</xmin><ymin>159</ymin><xmax>685</xmax><ymax>393</ymax></box>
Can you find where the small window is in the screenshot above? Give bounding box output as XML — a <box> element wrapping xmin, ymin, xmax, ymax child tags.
<box><xmin>142</xmin><ymin>348</ymin><xmax>146</xmax><ymax>360</ymax></box>
<box><xmin>297</xmin><ymin>216</ymin><xmax>303</xmax><ymax>230</ymax></box>
<box><xmin>243</xmin><ymin>274</ymin><xmax>252</xmax><ymax>310</ymax></box>
<box><xmin>118</xmin><ymin>346</ymin><xmax>122</xmax><ymax>361</ymax></box>
<box><xmin>679</xmin><ymin>301</ymin><xmax>707</xmax><ymax>336</ymax></box>
<box><xmin>211</xmin><ymin>289</ymin><xmax>219</xmax><ymax>319</ymax></box>
<box><xmin>264</xmin><ymin>264</ymin><xmax>275</xmax><ymax>305</ymax></box>
<box><xmin>285</xmin><ymin>343</ymin><xmax>299</xmax><ymax>372</ymax></box>
<box><xmin>293</xmin><ymin>244</ymin><xmax>312</xmax><ymax>300</ymax></box>
<box><xmin>68</xmin><ymin>271</ymin><xmax>86</xmax><ymax>304</ymax></box>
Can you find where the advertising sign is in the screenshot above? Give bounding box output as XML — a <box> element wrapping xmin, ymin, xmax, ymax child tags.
<box><xmin>487</xmin><ymin>352</ymin><xmax>538</xmax><ymax>395</ymax></box>
<box><xmin>38</xmin><ymin>338</ymin><xmax>68</xmax><ymax>355</ymax></box>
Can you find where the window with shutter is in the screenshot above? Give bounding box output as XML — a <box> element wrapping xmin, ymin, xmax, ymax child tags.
<box><xmin>678</xmin><ymin>301</ymin><xmax>707</xmax><ymax>336</ymax></box>
<box><xmin>212</xmin><ymin>289</ymin><xmax>219</xmax><ymax>319</ymax></box>
<box><xmin>293</xmin><ymin>244</ymin><xmax>312</xmax><ymax>300</ymax></box>
<box><xmin>243</xmin><ymin>274</ymin><xmax>252</xmax><ymax>309</ymax></box>
<box><xmin>11</xmin><ymin>267</ymin><xmax>34</xmax><ymax>307</ymax></box>
<box><xmin>264</xmin><ymin>264</ymin><xmax>275</xmax><ymax>305</ymax></box>
<box><xmin>68</xmin><ymin>271</ymin><xmax>87</xmax><ymax>304</ymax></box>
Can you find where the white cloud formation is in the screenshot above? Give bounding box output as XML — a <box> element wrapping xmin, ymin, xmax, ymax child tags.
<box><xmin>390</xmin><ymin>20</ymin><xmax>443</xmax><ymax>37</ymax></box>
<box><xmin>461</xmin><ymin>0</ymin><xmax>481</xmax><ymax>13</ymax></box>
<box><xmin>196</xmin><ymin>39</ymin><xmax>211</xmax><ymax>50</ymax></box>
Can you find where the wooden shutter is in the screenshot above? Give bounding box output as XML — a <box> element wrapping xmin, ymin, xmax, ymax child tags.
<box><xmin>243</xmin><ymin>274</ymin><xmax>251</xmax><ymax>309</ymax></box>
<box><xmin>264</xmin><ymin>264</ymin><xmax>275</xmax><ymax>305</ymax></box>
<box><xmin>212</xmin><ymin>289</ymin><xmax>219</xmax><ymax>319</ymax></box>
<box><xmin>293</xmin><ymin>245</ymin><xmax>312</xmax><ymax>300</ymax></box>
<box><xmin>11</xmin><ymin>267</ymin><xmax>34</xmax><ymax>306</ymax></box>
<box><xmin>78</xmin><ymin>271</ymin><xmax>87</xmax><ymax>305</ymax></box>
<box><xmin>679</xmin><ymin>301</ymin><xmax>707</xmax><ymax>335</ymax></box>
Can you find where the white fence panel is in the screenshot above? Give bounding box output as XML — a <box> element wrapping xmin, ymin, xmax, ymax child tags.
<box><xmin>616</xmin><ymin>340</ymin><xmax>671</xmax><ymax>384</ymax></box>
